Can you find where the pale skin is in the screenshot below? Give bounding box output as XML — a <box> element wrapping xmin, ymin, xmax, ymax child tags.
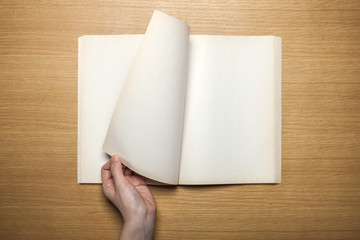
<box><xmin>102</xmin><ymin>155</ymin><xmax>156</xmax><ymax>240</ymax></box>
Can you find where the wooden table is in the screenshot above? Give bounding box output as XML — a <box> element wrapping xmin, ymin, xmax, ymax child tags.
<box><xmin>1</xmin><ymin>1</ymin><xmax>359</xmax><ymax>239</ymax></box>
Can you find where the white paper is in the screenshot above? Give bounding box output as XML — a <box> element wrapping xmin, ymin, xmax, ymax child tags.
<box><xmin>102</xmin><ymin>11</ymin><xmax>189</xmax><ymax>184</ymax></box>
<box><xmin>78</xmin><ymin>12</ymin><xmax>281</xmax><ymax>185</ymax></box>
<box><xmin>78</xmin><ymin>35</ymin><xmax>143</xmax><ymax>183</ymax></box>
<box><xmin>179</xmin><ymin>36</ymin><xmax>281</xmax><ymax>184</ymax></box>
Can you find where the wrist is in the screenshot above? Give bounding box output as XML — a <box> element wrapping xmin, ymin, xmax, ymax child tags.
<box><xmin>121</xmin><ymin>215</ymin><xmax>155</xmax><ymax>240</ymax></box>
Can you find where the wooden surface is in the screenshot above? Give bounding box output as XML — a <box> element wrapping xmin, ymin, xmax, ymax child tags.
<box><xmin>1</xmin><ymin>1</ymin><xmax>360</xmax><ymax>239</ymax></box>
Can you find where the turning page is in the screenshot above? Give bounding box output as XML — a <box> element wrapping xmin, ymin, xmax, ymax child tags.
<box><xmin>179</xmin><ymin>36</ymin><xmax>281</xmax><ymax>184</ymax></box>
<box><xmin>102</xmin><ymin>11</ymin><xmax>189</xmax><ymax>184</ymax></box>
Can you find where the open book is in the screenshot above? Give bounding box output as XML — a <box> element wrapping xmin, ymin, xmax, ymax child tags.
<box><xmin>78</xmin><ymin>10</ymin><xmax>281</xmax><ymax>185</ymax></box>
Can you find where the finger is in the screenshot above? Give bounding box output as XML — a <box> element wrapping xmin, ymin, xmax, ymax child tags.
<box><xmin>101</xmin><ymin>160</ymin><xmax>115</xmax><ymax>199</ymax></box>
<box><xmin>133</xmin><ymin>172</ymin><xmax>143</xmax><ymax>178</ymax></box>
<box><xmin>124</xmin><ymin>167</ymin><xmax>132</xmax><ymax>177</ymax></box>
<box><xmin>132</xmin><ymin>172</ymin><xmax>146</xmax><ymax>184</ymax></box>
<box><xmin>110</xmin><ymin>155</ymin><xmax>126</xmax><ymax>186</ymax></box>
<box><xmin>101</xmin><ymin>160</ymin><xmax>112</xmax><ymax>183</ymax></box>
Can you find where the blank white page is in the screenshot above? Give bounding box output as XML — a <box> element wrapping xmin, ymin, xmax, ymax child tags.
<box><xmin>179</xmin><ymin>36</ymin><xmax>281</xmax><ymax>184</ymax></box>
<box><xmin>78</xmin><ymin>35</ymin><xmax>143</xmax><ymax>183</ymax></box>
<box><xmin>103</xmin><ymin>11</ymin><xmax>189</xmax><ymax>184</ymax></box>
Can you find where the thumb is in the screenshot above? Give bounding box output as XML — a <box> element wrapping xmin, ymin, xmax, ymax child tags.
<box><xmin>110</xmin><ymin>155</ymin><xmax>126</xmax><ymax>185</ymax></box>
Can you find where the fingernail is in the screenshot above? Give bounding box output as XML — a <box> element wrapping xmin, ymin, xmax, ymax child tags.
<box><xmin>112</xmin><ymin>155</ymin><xmax>119</xmax><ymax>162</ymax></box>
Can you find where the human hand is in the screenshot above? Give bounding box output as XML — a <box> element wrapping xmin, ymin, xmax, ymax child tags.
<box><xmin>102</xmin><ymin>155</ymin><xmax>156</xmax><ymax>240</ymax></box>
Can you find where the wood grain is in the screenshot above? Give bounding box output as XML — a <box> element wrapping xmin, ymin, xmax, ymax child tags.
<box><xmin>1</xmin><ymin>0</ymin><xmax>360</xmax><ymax>239</ymax></box>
